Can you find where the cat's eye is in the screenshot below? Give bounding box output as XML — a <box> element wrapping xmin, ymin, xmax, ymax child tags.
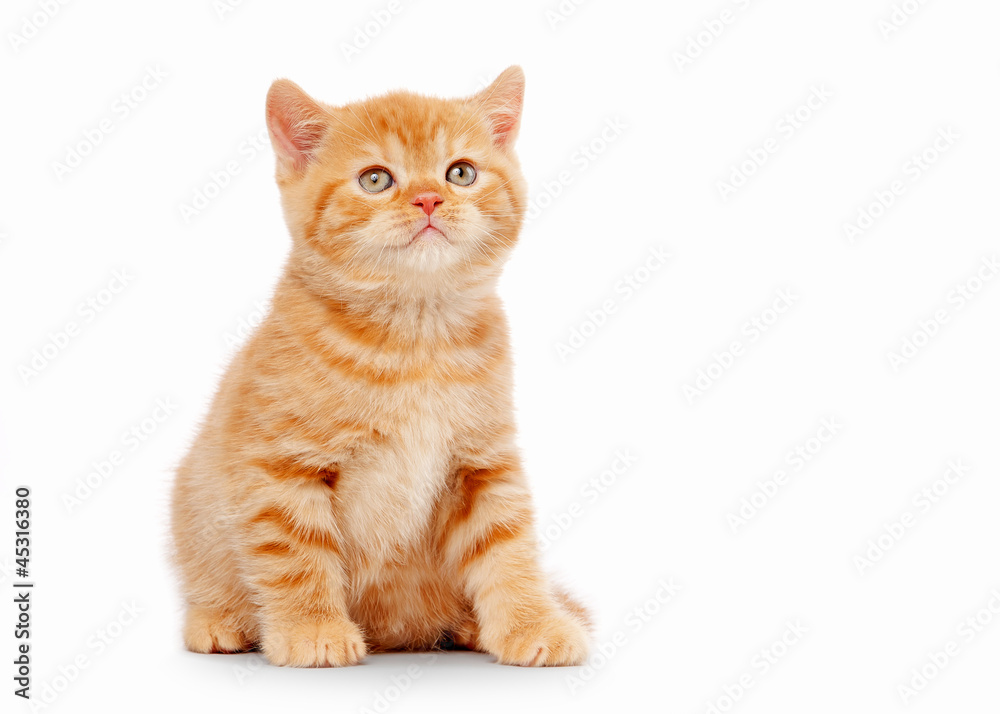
<box><xmin>446</xmin><ymin>161</ymin><xmax>477</xmax><ymax>187</ymax></box>
<box><xmin>359</xmin><ymin>168</ymin><xmax>393</xmax><ymax>193</ymax></box>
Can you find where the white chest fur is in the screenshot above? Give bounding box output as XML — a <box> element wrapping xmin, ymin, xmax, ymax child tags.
<box><xmin>333</xmin><ymin>390</ymin><xmax>454</xmax><ymax>560</ymax></box>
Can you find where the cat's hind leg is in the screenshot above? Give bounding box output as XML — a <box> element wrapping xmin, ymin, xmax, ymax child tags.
<box><xmin>183</xmin><ymin>602</ymin><xmax>257</xmax><ymax>654</ymax></box>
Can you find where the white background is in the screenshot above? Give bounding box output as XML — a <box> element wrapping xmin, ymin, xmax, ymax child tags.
<box><xmin>2</xmin><ymin>0</ymin><xmax>999</xmax><ymax>712</ymax></box>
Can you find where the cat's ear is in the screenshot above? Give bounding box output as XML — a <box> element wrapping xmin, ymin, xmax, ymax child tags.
<box><xmin>265</xmin><ymin>79</ymin><xmax>329</xmax><ymax>174</ymax></box>
<box><xmin>470</xmin><ymin>66</ymin><xmax>525</xmax><ymax>148</ymax></box>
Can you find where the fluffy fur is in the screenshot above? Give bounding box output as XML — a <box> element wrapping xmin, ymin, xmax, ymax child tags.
<box><xmin>170</xmin><ymin>67</ymin><xmax>590</xmax><ymax>667</ymax></box>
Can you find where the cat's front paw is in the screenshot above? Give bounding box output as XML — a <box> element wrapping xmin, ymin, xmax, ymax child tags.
<box><xmin>261</xmin><ymin>616</ymin><xmax>367</xmax><ymax>667</ymax></box>
<box><xmin>484</xmin><ymin>609</ymin><xmax>590</xmax><ymax>666</ymax></box>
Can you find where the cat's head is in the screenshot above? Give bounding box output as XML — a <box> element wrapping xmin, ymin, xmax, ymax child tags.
<box><xmin>265</xmin><ymin>67</ymin><xmax>527</xmax><ymax>295</ymax></box>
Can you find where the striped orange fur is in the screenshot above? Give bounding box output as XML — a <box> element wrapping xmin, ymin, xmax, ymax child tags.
<box><xmin>170</xmin><ymin>67</ymin><xmax>591</xmax><ymax>667</ymax></box>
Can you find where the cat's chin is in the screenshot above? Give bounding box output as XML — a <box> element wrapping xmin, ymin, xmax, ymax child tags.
<box><xmin>391</xmin><ymin>228</ymin><xmax>461</xmax><ymax>274</ymax></box>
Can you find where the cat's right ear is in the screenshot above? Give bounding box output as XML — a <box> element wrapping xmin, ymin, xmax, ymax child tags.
<box><xmin>265</xmin><ymin>79</ymin><xmax>329</xmax><ymax>175</ymax></box>
<box><xmin>470</xmin><ymin>66</ymin><xmax>525</xmax><ymax>149</ymax></box>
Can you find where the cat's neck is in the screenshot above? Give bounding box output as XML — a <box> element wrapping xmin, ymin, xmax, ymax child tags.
<box><xmin>277</xmin><ymin>262</ymin><xmax>502</xmax><ymax>350</ymax></box>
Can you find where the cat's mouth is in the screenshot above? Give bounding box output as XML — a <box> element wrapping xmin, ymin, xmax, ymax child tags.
<box><xmin>407</xmin><ymin>220</ymin><xmax>449</xmax><ymax>247</ymax></box>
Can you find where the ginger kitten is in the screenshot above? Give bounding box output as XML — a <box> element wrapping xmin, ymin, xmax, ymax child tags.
<box><xmin>170</xmin><ymin>67</ymin><xmax>590</xmax><ymax>667</ymax></box>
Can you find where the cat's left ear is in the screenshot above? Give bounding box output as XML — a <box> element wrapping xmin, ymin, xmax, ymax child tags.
<box><xmin>470</xmin><ymin>66</ymin><xmax>525</xmax><ymax>148</ymax></box>
<box><xmin>265</xmin><ymin>79</ymin><xmax>330</xmax><ymax>174</ymax></box>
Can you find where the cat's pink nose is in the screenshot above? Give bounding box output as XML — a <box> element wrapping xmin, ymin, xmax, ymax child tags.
<box><xmin>412</xmin><ymin>191</ymin><xmax>443</xmax><ymax>216</ymax></box>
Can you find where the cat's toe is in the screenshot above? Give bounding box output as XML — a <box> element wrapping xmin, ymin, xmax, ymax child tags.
<box><xmin>262</xmin><ymin>617</ymin><xmax>367</xmax><ymax>667</ymax></box>
<box><xmin>485</xmin><ymin>609</ymin><xmax>590</xmax><ymax>667</ymax></box>
<box><xmin>183</xmin><ymin>604</ymin><xmax>253</xmax><ymax>654</ymax></box>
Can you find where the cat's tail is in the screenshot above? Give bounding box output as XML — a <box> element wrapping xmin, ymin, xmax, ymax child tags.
<box><xmin>553</xmin><ymin>582</ymin><xmax>594</xmax><ymax>633</ymax></box>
